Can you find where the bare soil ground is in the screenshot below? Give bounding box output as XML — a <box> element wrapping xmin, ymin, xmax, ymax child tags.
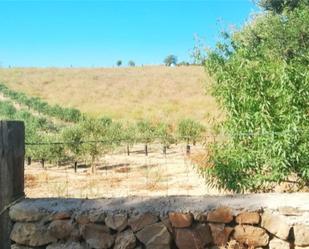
<box><xmin>25</xmin><ymin>143</ymin><xmax>225</xmax><ymax>198</ymax></box>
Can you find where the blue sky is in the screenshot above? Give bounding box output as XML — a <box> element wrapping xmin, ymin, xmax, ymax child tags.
<box><xmin>0</xmin><ymin>0</ymin><xmax>257</xmax><ymax>67</ymax></box>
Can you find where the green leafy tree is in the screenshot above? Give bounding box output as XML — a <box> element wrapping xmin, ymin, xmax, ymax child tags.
<box><xmin>136</xmin><ymin>120</ymin><xmax>156</xmax><ymax>156</ymax></box>
<box><xmin>122</xmin><ymin>123</ymin><xmax>137</xmax><ymax>155</ymax></box>
<box><xmin>177</xmin><ymin>119</ymin><xmax>204</xmax><ymax>154</ymax></box>
<box><xmin>62</xmin><ymin>125</ymin><xmax>84</xmax><ymax>172</ymax></box>
<box><xmin>205</xmin><ymin>0</ymin><xmax>309</xmax><ymax>192</ymax></box>
<box><xmin>164</xmin><ymin>55</ymin><xmax>177</xmax><ymax>66</ymax></box>
<box><xmin>259</xmin><ymin>0</ymin><xmax>303</xmax><ymax>13</ymax></box>
<box><xmin>128</xmin><ymin>60</ymin><xmax>135</xmax><ymax>67</ymax></box>
<box><xmin>80</xmin><ymin>118</ymin><xmax>113</xmax><ymax>173</ymax></box>
<box><xmin>156</xmin><ymin>122</ymin><xmax>175</xmax><ymax>155</ymax></box>
<box><xmin>116</xmin><ymin>60</ymin><xmax>122</xmax><ymax>67</ymax></box>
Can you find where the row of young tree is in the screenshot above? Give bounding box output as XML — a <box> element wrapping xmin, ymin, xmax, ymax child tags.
<box><xmin>0</xmin><ymin>83</ymin><xmax>82</xmax><ymax>122</ymax></box>
<box><xmin>0</xmin><ymin>99</ymin><xmax>59</xmax><ymax>141</ymax></box>
<box><xmin>26</xmin><ymin>118</ymin><xmax>205</xmax><ymax>173</ymax></box>
<box><xmin>0</xmin><ymin>84</ymin><xmax>206</xmax><ymax>174</ymax></box>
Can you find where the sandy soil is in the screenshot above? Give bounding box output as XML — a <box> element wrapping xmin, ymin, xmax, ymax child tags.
<box><xmin>25</xmin><ymin>144</ymin><xmax>225</xmax><ymax>199</ymax></box>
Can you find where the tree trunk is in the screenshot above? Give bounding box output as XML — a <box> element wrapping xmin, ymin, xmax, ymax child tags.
<box><xmin>27</xmin><ymin>156</ymin><xmax>31</xmax><ymax>166</ymax></box>
<box><xmin>145</xmin><ymin>144</ymin><xmax>148</xmax><ymax>156</ymax></box>
<box><xmin>163</xmin><ymin>145</ymin><xmax>167</xmax><ymax>155</ymax></box>
<box><xmin>74</xmin><ymin>161</ymin><xmax>78</xmax><ymax>173</ymax></box>
<box><xmin>127</xmin><ymin>145</ymin><xmax>130</xmax><ymax>156</ymax></box>
<box><xmin>41</xmin><ymin>159</ymin><xmax>45</xmax><ymax>169</ymax></box>
<box><xmin>186</xmin><ymin>144</ymin><xmax>191</xmax><ymax>155</ymax></box>
<box><xmin>91</xmin><ymin>156</ymin><xmax>96</xmax><ymax>174</ymax></box>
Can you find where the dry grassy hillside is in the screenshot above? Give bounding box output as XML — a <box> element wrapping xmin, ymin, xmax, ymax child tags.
<box><xmin>0</xmin><ymin>66</ymin><xmax>221</xmax><ymax>124</ymax></box>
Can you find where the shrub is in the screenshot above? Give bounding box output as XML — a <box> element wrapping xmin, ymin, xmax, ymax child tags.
<box><xmin>204</xmin><ymin>0</ymin><xmax>309</xmax><ymax>192</ymax></box>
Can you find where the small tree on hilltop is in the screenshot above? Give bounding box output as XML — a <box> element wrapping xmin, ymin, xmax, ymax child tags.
<box><xmin>116</xmin><ymin>60</ymin><xmax>122</xmax><ymax>67</ymax></box>
<box><xmin>128</xmin><ymin>60</ymin><xmax>135</xmax><ymax>67</ymax></box>
<box><xmin>164</xmin><ymin>55</ymin><xmax>177</xmax><ymax>66</ymax></box>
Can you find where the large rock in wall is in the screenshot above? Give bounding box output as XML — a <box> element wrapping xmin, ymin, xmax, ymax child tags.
<box><xmin>8</xmin><ymin>195</ymin><xmax>309</xmax><ymax>249</ymax></box>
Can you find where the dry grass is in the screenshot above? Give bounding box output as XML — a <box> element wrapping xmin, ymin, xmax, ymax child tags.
<box><xmin>0</xmin><ymin>66</ymin><xmax>221</xmax><ymax>125</ymax></box>
<box><xmin>24</xmin><ymin>144</ymin><xmax>221</xmax><ymax>198</ymax></box>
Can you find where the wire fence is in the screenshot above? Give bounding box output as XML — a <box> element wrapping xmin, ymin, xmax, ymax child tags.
<box><xmin>24</xmin><ymin>130</ymin><xmax>309</xmax><ymax>198</ymax></box>
<box><xmin>24</xmin><ymin>141</ymin><xmax>221</xmax><ymax>199</ymax></box>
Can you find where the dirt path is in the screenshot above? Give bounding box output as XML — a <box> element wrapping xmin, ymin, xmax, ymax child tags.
<box><xmin>25</xmin><ymin>144</ymin><xmax>225</xmax><ymax>198</ymax></box>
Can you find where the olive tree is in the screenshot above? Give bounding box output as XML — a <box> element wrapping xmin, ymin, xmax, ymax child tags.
<box><xmin>62</xmin><ymin>125</ymin><xmax>84</xmax><ymax>172</ymax></box>
<box><xmin>177</xmin><ymin>119</ymin><xmax>204</xmax><ymax>154</ymax></box>
<box><xmin>136</xmin><ymin>120</ymin><xmax>156</xmax><ymax>156</ymax></box>
<box><xmin>156</xmin><ymin>122</ymin><xmax>175</xmax><ymax>155</ymax></box>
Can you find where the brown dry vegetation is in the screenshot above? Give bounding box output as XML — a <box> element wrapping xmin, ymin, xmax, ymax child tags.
<box><xmin>0</xmin><ymin>66</ymin><xmax>221</xmax><ymax>125</ymax></box>
<box><xmin>24</xmin><ymin>144</ymin><xmax>226</xmax><ymax>198</ymax></box>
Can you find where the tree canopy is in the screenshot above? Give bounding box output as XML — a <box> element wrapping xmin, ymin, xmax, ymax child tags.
<box><xmin>205</xmin><ymin>0</ymin><xmax>309</xmax><ymax>192</ymax></box>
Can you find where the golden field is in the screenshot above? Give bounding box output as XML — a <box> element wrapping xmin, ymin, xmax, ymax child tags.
<box><xmin>0</xmin><ymin>66</ymin><xmax>221</xmax><ymax>125</ymax></box>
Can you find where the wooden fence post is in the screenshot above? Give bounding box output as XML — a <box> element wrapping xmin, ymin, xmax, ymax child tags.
<box><xmin>0</xmin><ymin>121</ymin><xmax>25</xmax><ymax>249</ymax></box>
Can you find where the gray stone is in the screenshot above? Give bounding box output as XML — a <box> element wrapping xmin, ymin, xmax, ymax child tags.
<box><xmin>46</xmin><ymin>241</ymin><xmax>89</xmax><ymax>249</ymax></box>
<box><xmin>75</xmin><ymin>212</ymin><xmax>90</xmax><ymax>225</ymax></box>
<box><xmin>294</xmin><ymin>224</ymin><xmax>309</xmax><ymax>246</ymax></box>
<box><xmin>9</xmin><ymin>203</ymin><xmax>48</xmax><ymax>222</ymax></box>
<box><xmin>52</xmin><ymin>211</ymin><xmax>71</xmax><ymax>220</ymax></box>
<box><xmin>129</xmin><ymin>213</ymin><xmax>158</xmax><ymax>232</ymax></box>
<box><xmin>10</xmin><ymin>222</ymin><xmax>56</xmax><ymax>246</ymax></box>
<box><xmin>114</xmin><ymin>229</ymin><xmax>136</xmax><ymax>249</ymax></box>
<box><xmin>89</xmin><ymin>210</ymin><xmax>106</xmax><ymax>223</ymax></box>
<box><xmin>261</xmin><ymin>211</ymin><xmax>291</xmax><ymax>240</ymax></box>
<box><xmin>269</xmin><ymin>237</ymin><xmax>290</xmax><ymax>249</ymax></box>
<box><xmin>136</xmin><ymin>222</ymin><xmax>171</xmax><ymax>249</ymax></box>
<box><xmin>48</xmin><ymin>220</ymin><xmax>74</xmax><ymax>239</ymax></box>
<box><xmin>81</xmin><ymin>223</ymin><xmax>114</xmax><ymax>249</ymax></box>
<box><xmin>11</xmin><ymin>245</ymin><xmax>41</xmax><ymax>249</ymax></box>
<box><xmin>105</xmin><ymin>214</ymin><xmax>128</xmax><ymax>232</ymax></box>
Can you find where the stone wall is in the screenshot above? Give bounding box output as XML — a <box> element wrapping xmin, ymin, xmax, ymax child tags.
<box><xmin>8</xmin><ymin>194</ymin><xmax>309</xmax><ymax>249</ymax></box>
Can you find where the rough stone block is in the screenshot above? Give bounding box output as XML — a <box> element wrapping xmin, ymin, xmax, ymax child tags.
<box><xmin>269</xmin><ymin>237</ymin><xmax>290</xmax><ymax>249</ymax></box>
<box><xmin>128</xmin><ymin>213</ymin><xmax>158</xmax><ymax>232</ymax></box>
<box><xmin>48</xmin><ymin>220</ymin><xmax>74</xmax><ymax>240</ymax></box>
<box><xmin>209</xmin><ymin>223</ymin><xmax>233</xmax><ymax>246</ymax></box>
<box><xmin>175</xmin><ymin>224</ymin><xmax>212</xmax><ymax>249</ymax></box>
<box><xmin>105</xmin><ymin>214</ymin><xmax>128</xmax><ymax>232</ymax></box>
<box><xmin>294</xmin><ymin>224</ymin><xmax>309</xmax><ymax>246</ymax></box>
<box><xmin>235</xmin><ymin>212</ymin><xmax>260</xmax><ymax>225</ymax></box>
<box><xmin>136</xmin><ymin>222</ymin><xmax>171</xmax><ymax>249</ymax></box>
<box><xmin>207</xmin><ymin>207</ymin><xmax>233</xmax><ymax>224</ymax></box>
<box><xmin>168</xmin><ymin>212</ymin><xmax>193</xmax><ymax>228</ymax></box>
<box><xmin>261</xmin><ymin>211</ymin><xmax>291</xmax><ymax>240</ymax></box>
<box><xmin>81</xmin><ymin>223</ymin><xmax>114</xmax><ymax>249</ymax></box>
<box><xmin>114</xmin><ymin>229</ymin><xmax>136</xmax><ymax>249</ymax></box>
<box><xmin>233</xmin><ymin>225</ymin><xmax>269</xmax><ymax>247</ymax></box>
<box><xmin>10</xmin><ymin>222</ymin><xmax>56</xmax><ymax>247</ymax></box>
